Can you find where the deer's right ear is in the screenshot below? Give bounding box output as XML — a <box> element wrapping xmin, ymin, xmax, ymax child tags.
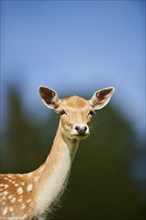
<box><xmin>39</xmin><ymin>86</ymin><xmax>60</xmax><ymax>109</ymax></box>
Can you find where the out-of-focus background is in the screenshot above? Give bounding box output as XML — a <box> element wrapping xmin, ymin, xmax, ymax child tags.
<box><xmin>0</xmin><ymin>1</ymin><xmax>145</xmax><ymax>219</ymax></box>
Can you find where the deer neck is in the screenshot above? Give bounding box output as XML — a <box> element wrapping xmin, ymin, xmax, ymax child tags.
<box><xmin>33</xmin><ymin>120</ymin><xmax>80</xmax><ymax>216</ymax></box>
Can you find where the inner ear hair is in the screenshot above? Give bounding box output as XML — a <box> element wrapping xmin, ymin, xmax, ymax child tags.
<box><xmin>39</xmin><ymin>87</ymin><xmax>55</xmax><ymax>101</ymax></box>
<box><xmin>96</xmin><ymin>88</ymin><xmax>114</xmax><ymax>101</ymax></box>
<box><xmin>39</xmin><ymin>86</ymin><xmax>60</xmax><ymax>109</ymax></box>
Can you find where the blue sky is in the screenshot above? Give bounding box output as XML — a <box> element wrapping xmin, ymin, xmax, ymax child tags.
<box><xmin>1</xmin><ymin>0</ymin><xmax>145</xmax><ymax>137</ymax></box>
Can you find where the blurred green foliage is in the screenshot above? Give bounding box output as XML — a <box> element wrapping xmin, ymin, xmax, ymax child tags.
<box><xmin>0</xmin><ymin>86</ymin><xmax>145</xmax><ymax>220</ymax></box>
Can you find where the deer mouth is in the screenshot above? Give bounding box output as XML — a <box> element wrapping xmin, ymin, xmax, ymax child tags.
<box><xmin>71</xmin><ymin>133</ymin><xmax>89</xmax><ymax>140</ymax></box>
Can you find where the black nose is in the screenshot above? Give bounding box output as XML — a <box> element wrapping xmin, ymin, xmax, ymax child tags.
<box><xmin>75</xmin><ymin>125</ymin><xmax>87</xmax><ymax>135</ymax></box>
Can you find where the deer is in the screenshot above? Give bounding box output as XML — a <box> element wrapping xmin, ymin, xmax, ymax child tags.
<box><xmin>0</xmin><ymin>86</ymin><xmax>115</xmax><ymax>220</ymax></box>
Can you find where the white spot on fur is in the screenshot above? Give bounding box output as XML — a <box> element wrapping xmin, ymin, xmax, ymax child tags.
<box><xmin>8</xmin><ymin>195</ymin><xmax>13</xmax><ymax>200</ymax></box>
<box><xmin>10</xmin><ymin>180</ymin><xmax>15</xmax><ymax>184</ymax></box>
<box><xmin>2</xmin><ymin>207</ymin><xmax>8</xmax><ymax>216</ymax></box>
<box><xmin>9</xmin><ymin>207</ymin><xmax>14</xmax><ymax>212</ymax></box>
<box><xmin>21</xmin><ymin>182</ymin><xmax>25</xmax><ymax>186</ymax></box>
<box><xmin>4</xmin><ymin>184</ymin><xmax>9</xmax><ymax>189</ymax></box>
<box><xmin>3</xmin><ymin>191</ymin><xmax>8</xmax><ymax>195</ymax></box>
<box><xmin>17</xmin><ymin>187</ymin><xmax>23</xmax><ymax>195</ymax></box>
<box><xmin>8</xmin><ymin>175</ymin><xmax>13</xmax><ymax>178</ymax></box>
<box><xmin>27</xmin><ymin>184</ymin><xmax>33</xmax><ymax>192</ymax></box>
<box><xmin>27</xmin><ymin>172</ymin><xmax>33</xmax><ymax>177</ymax></box>
<box><xmin>34</xmin><ymin>175</ymin><xmax>40</xmax><ymax>182</ymax></box>
<box><xmin>21</xmin><ymin>203</ymin><xmax>26</xmax><ymax>210</ymax></box>
<box><xmin>11</xmin><ymin>197</ymin><xmax>16</xmax><ymax>203</ymax></box>
<box><xmin>18</xmin><ymin>174</ymin><xmax>22</xmax><ymax>177</ymax></box>
<box><xmin>26</xmin><ymin>198</ymin><xmax>32</xmax><ymax>203</ymax></box>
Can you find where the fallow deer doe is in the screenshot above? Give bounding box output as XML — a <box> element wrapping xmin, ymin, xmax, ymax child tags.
<box><xmin>0</xmin><ymin>86</ymin><xmax>115</xmax><ymax>220</ymax></box>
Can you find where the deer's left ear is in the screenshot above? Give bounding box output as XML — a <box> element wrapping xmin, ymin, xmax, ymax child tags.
<box><xmin>39</xmin><ymin>86</ymin><xmax>60</xmax><ymax>109</ymax></box>
<box><xmin>89</xmin><ymin>87</ymin><xmax>115</xmax><ymax>110</ymax></box>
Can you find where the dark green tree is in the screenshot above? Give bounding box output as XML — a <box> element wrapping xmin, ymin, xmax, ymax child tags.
<box><xmin>0</xmin><ymin>85</ymin><xmax>54</xmax><ymax>173</ymax></box>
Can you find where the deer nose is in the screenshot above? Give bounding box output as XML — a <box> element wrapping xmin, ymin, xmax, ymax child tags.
<box><xmin>74</xmin><ymin>124</ymin><xmax>88</xmax><ymax>135</ymax></box>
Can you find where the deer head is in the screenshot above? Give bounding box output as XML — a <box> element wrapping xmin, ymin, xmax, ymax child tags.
<box><xmin>39</xmin><ymin>86</ymin><xmax>115</xmax><ymax>141</ymax></box>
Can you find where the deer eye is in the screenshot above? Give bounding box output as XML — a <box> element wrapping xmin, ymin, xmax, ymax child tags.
<box><xmin>88</xmin><ymin>110</ymin><xmax>95</xmax><ymax>116</ymax></box>
<box><xmin>59</xmin><ymin>109</ymin><xmax>66</xmax><ymax>116</ymax></box>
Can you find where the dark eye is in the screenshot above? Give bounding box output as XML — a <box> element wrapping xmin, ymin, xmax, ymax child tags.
<box><xmin>88</xmin><ymin>110</ymin><xmax>94</xmax><ymax>116</ymax></box>
<box><xmin>59</xmin><ymin>110</ymin><xmax>66</xmax><ymax>116</ymax></box>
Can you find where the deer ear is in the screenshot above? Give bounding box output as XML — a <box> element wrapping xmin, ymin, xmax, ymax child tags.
<box><xmin>89</xmin><ymin>87</ymin><xmax>115</xmax><ymax>110</ymax></box>
<box><xmin>39</xmin><ymin>86</ymin><xmax>60</xmax><ymax>109</ymax></box>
